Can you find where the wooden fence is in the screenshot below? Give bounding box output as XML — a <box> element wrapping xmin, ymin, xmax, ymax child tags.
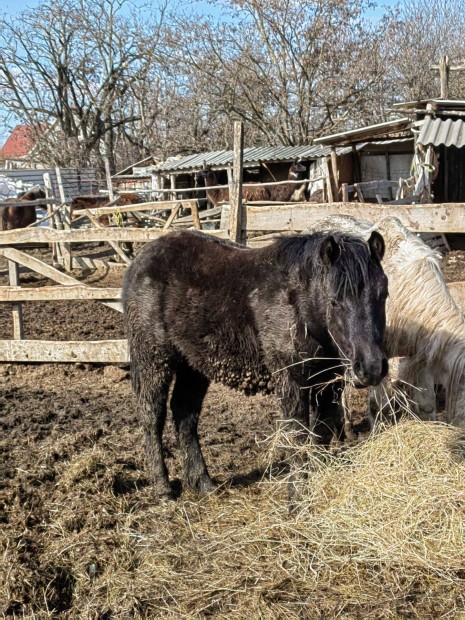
<box><xmin>4</xmin><ymin>191</ymin><xmax>465</xmax><ymax>363</ymax></box>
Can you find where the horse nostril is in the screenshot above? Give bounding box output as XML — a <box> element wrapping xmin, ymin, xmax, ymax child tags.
<box><xmin>382</xmin><ymin>358</ymin><xmax>389</xmax><ymax>377</ymax></box>
<box><xmin>353</xmin><ymin>360</ymin><xmax>362</xmax><ymax>375</ymax></box>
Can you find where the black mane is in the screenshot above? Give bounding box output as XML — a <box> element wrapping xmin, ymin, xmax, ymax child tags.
<box><xmin>263</xmin><ymin>232</ymin><xmax>374</xmax><ymax>299</ymax></box>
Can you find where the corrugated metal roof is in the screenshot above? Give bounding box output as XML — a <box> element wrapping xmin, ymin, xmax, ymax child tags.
<box><xmin>153</xmin><ymin>144</ymin><xmax>350</xmax><ymax>174</ymax></box>
<box><xmin>417</xmin><ymin>117</ymin><xmax>465</xmax><ymax>148</ymax></box>
<box><xmin>313</xmin><ymin>118</ymin><xmax>411</xmax><ymax>146</ymax></box>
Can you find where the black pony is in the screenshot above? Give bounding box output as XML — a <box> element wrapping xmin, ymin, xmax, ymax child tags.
<box><xmin>123</xmin><ymin>230</ymin><xmax>388</xmax><ymax>499</ymax></box>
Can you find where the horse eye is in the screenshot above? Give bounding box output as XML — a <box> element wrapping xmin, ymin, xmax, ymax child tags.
<box><xmin>330</xmin><ymin>299</ymin><xmax>340</xmax><ymax>308</ymax></box>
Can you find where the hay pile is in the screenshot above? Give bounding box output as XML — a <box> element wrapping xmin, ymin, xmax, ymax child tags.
<box><xmin>2</xmin><ymin>421</ymin><xmax>465</xmax><ymax>618</ymax></box>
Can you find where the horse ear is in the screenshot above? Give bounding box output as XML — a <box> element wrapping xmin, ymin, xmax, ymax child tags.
<box><xmin>368</xmin><ymin>231</ymin><xmax>385</xmax><ymax>261</ymax></box>
<box><xmin>320</xmin><ymin>234</ymin><xmax>339</xmax><ymax>266</ymax></box>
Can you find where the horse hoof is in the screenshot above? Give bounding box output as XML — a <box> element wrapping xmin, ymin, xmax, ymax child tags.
<box><xmin>197</xmin><ymin>477</ymin><xmax>216</xmax><ymax>496</ymax></box>
<box><xmin>154</xmin><ymin>486</ymin><xmax>175</xmax><ymax>503</ymax></box>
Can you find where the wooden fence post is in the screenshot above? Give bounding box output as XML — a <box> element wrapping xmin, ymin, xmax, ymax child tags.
<box><xmin>8</xmin><ymin>260</ymin><xmax>23</xmax><ymax>340</ymax></box>
<box><xmin>229</xmin><ymin>120</ymin><xmax>244</xmax><ymax>243</ymax></box>
<box><xmin>439</xmin><ymin>54</ymin><xmax>450</xmax><ymax>99</ymax></box>
<box><xmin>330</xmin><ymin>147</ymin><xmax>340</xmax><ymax>200</ymax></box>
<box><xmin>323</xmin><ymin>157</ymin><xmax>334</xmax><ymax>202</ymax></box>
<box><xmin>55</xmin><ymin>167</ymin><xmax>72</xmax><ymax>271</ymax></box>
<box><xmin>43</xmin><ymin>172</ymin><xmax>61</xmax><ymax>265</ymax></box>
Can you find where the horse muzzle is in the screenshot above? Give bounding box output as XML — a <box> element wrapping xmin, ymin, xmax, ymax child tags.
<box><xmin>352</xmin><ymin>357</ymin><xmax>389</xmax><ymax>388</ymax></box>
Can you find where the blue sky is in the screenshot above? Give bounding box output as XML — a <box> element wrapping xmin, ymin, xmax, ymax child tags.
<box><xmin>0</xmin><ymin>0</ymin><xmax>401</xmax><ymax>144</ymax></box>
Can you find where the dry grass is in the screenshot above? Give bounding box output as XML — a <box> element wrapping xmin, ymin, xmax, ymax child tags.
<box><xmin>2</xmin><ymin>421</ymin><xmax>465</xmax><ymax>618</ymax></box>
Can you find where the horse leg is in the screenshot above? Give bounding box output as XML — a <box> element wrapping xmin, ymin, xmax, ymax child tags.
<box><xmin>133</xmin><ymin>355</ymin><xmax>174</xmax><ymax>500</ymax></box>
<box><xmin>311</xmin><ymin>381</ymin><xmax>344</xmax><ymax>448</ymax></box>
<box><xmin>277</xmin><ymin>373</ymin><xmax>310</xmax><ymax>506</ymax></box>
<box><xmin>170</xmin><ymin>362</ymin><xmax>214</xmax><ymax>495</ymax></box>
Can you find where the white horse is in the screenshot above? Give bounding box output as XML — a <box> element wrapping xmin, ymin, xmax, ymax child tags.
<box><xmin>308</xmin><ymin>215</ymin><xmax>465</xmax><ymax>429</ymax></box>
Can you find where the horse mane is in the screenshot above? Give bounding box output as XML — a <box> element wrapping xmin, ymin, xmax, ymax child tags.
<box><xmin>263</xmin><ymin>232</ymin><xmax>373</xmax><ymax>300</ymax></box>
<box><xmin>375</xmin><ymin>218</ymin><xmax>465</xmax><ymax>418</ymax></box>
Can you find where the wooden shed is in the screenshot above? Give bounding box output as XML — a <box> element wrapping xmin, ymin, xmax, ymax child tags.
<box><xmin>315</xmin><ymin>99</ymin><xmax>465</xmax><ymax>206</ymax></box>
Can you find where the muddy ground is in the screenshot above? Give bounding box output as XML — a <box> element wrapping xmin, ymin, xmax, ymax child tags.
<box><xmin>1</xmin><ymin>244</ymin><xmax>465</xmax><ymax>617</ymax></box>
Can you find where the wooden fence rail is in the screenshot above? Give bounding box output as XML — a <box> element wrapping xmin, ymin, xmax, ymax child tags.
<box><xmin>2</xmin><ymin>197</ymin><xmax>465</xmax><ymax>363</ymax></box>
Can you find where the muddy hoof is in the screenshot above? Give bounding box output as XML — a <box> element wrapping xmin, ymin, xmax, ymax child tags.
<box><xmin>154</xmin><ymin>486</ymin><xmax>175</xmax><ymax>503</ymax></box>
<box><xmin>351</xmin><ymin>415</ymin><xmax>373</xmax><ymax>436</ymax></box>
<box><xmin>197</xmin><ymin>476</ymin><xmax>216</xmax><ymax>496</ymax></box>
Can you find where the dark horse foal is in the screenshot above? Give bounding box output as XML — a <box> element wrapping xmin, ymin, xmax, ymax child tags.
<box><xmin>123</xmin><ymin>230</ymin><xmax>388</xmax><ymax>499</ymax></box>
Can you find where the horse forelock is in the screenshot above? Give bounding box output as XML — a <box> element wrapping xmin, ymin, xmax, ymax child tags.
<box><xmin>327</xmin><ymin>234</ymin><xmax>376</xmax><ymax>300</ymax></box>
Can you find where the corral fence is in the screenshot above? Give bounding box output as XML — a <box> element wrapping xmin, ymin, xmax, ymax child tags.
<box><xmin>2</xmin><ymin>126</ymin><xmax>465</xmax><ymax>363</ymax></box>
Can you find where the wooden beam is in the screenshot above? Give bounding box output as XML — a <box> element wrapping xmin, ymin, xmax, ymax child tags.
<box><xmin>0</xmin><ymin>227</ymin><xmax>228</xmax><ymax>244</ymax></box>
<box><xmin>221</xmin><ymin>203</ymin><xmax>465</xmax><ymax>233</ymax></box>
<box><xmin>43</xmin><ymin>172</ymin><xmax>61</xmax><ymax>265</ymax></box>
<box><xmin>439</xmin><ymin>54</ymin><xmax>450</xmax><ymax>99</ymax></box>
<box><xmin>56</xmin><ymin>167</ymin><xmax>72</xmax><ymax>271</ymax></box>
<box><xmin>0</xmin><ymin>247</ymin><xmax>122</xmax><ymax>312</ymax></box>
<box><xmin>190</xmin><ymin>200</ymin><xmax>201</xmax><ymax>230</ymax></box>
<box><xmin>330</xmin><ymin>148</ymin><xmax>340</xmax><ymax>199</ymax></box>
<box><xmin>0</xmin><ymin>198</ymin><xmax>59</xmax><ymax>208</ymax></box>
<box><xmin>0</xmin><ymin>339</ymin><xmax>129</xmax><ymax>363</ymax></box>
<box><xmin>163</xmin><ymin>203</ymin><xmax>181</xmax><ymax>229</ymax></box>
<box><xmin>61</xmin><ymin>255</ymin><xmax>113</xmax><ymax>270</ymax></box>
<box><xmin>0</xmin><ymin>285</ymin><xmax>121</xmax><ymax>302</ymax></box>
<box><xmin>323</xmin><ymin>157</ymin><xmax>334</xmax><ymax>202</ymax></box>
<box><xmin>229</xmin><ymin>120</ymin><xmax>244</xmax><ymax>243</ymax></box>
<box><xmin>83</xmin><ymin>209</ymin><xmax>131</xmax><ymax>265</ymax></box>
<box><xmin>8</xmin><ymin>261</ymin><xmax>23</xmax><ymax>340</ymax></box>
<box><xmin>77</xmin><ymin>200</ymin><xmax>196</xmax><ymax>215</ymax></box>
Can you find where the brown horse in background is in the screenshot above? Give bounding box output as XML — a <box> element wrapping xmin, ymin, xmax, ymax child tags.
<box><xmin>0</xmin><ymin>188</ymin><xmax>46</xmax><ymax>231</ymax></box>
<box><xmin>71</xmin><ymin>193</ymin><xmax>141</xmax><ymax>226</ymax></box>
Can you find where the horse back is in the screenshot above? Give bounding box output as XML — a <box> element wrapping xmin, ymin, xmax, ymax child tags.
<box><xmin>123</xmin><ymin>231</ymin><xmax>298</xmax><ymax>385</ymax></box>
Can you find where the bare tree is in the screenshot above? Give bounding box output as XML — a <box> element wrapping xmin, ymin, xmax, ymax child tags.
<box><xmin>167</xmin><ymin>0</ymin><xmax>391</xmax><ymax>146</ymax></box>
<box><xmin>384</xmin><ymin>0</ymin><xmax>465</xmax><ymax>102</ymax></box>
<box><xmin>0</xmin><ymin>0</ymin><xmax>166</xmax><ymax>172</ymax></box>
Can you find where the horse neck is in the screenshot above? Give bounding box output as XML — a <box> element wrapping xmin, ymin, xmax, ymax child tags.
<box><xmin>383</xmin><ymin>243</ymin><xmax>465</xmax><ymax>356</ymax></box>
<box><xmin>205</xmin><ymin>173</ymin><xmax>228</xmax><ymax>205</ymax></box>
<box><xmin>288</xmin><ymin>167</ymin><xmax>302</xmax><ymax>181</ymax></box>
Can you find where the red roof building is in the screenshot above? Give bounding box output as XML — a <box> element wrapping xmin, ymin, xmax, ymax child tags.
<box><xmin>0</xmin><ymin>125</ymin><xmax>38</xmax><ymax>159</ymax></box>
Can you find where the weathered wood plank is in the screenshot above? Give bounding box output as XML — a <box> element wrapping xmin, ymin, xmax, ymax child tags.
<box><xmin>83</xmin><ymin>209</ymin><xmax>131</xmax><ymax>265</ymax></box>
<box><xmin>8</xmin><ymin>261</ymin><xmax>23</xmax><ymax>340</ymax></box>
<box><xmin>229</xmin><ymin>120</ymin><xmax>244</xmax><ymax>243</ymax></box>
<box><xmin>0</xmin><ymin>339</ymin><xmax>129</xmax><ymax>362</ymax></box>
<box><xmin>0</xmin><ymin>247</ymin><xmax>122</xmax><ymax>312</ymax></box>
<box><xmin>0</xmin><ymin>198</ymin><xmax>59</xmax><ymax>208</ymax></box>
<box><xmin>79</xmin><ymin>199</ymin><xmax>196</xmax><ymax>215</ymax></box>
<box><xmin>222</xmin><ymin>203</ymin><xmax>465</xmax><ymax>233</ymax></box>
<box><xmin>0</xmin><ymin>227</ymin><xmax>227</xmax><ymax>244</ymax></box>
<box><xmin>163</xmin><ymin>203</ymin><xmax>181</xmax><ymax>229</ymax></box>
<box><xmin>62</xmin><ymin>255</ymin><xmax>113</xmax><ymax>270</ymax></box>
<box><xmin>0</xmin><ymin>285</ymin><xmax>122</xmax><ymax>302</ymax></box>
<box><xmin>56</xmin><ymin>167</ymin><xmax>72</xmax><ymax>271</ymax></box>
